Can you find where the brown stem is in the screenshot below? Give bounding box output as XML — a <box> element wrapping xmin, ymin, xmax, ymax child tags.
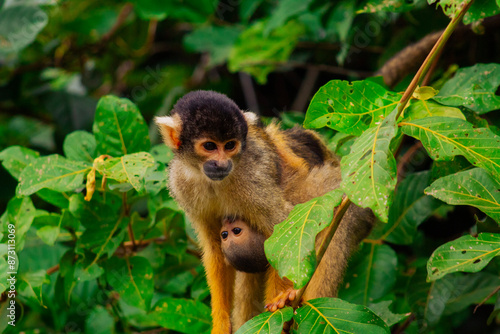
<box><xmin>122</xmin><ymin>192</ymin><xmax>136</xmax><ymax>250</ymax></box>
<box><xmin>474</xmin><ymin>285</ymin><xmax>500</xmax><ymax>313</ymax></box>
<box><xmin>46</xmin><ymin>264</ymin><xmax>60</xmax><ymax>275</ymax></box>
<box><xmin>396</xmin><ymin>141</ymin><xmax>423</xmax><ymax>180</ymax></box>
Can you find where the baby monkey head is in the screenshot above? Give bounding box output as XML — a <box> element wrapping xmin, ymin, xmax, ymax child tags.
<box><xmin>155</xmin><ymin>90</ymin><xmax>257</xmax><ymax>181</ymax></box>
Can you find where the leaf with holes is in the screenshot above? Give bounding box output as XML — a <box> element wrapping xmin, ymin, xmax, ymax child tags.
<box><xmin>63</xmin><ymin>130</ymin><xmax>96</xmax><ymax>162</ymax></box>
<box><xmin>151</xmin><ymin>297</ymin><xmax>212</xmax><ymax>334</ymax></box>
<box><xmin>304</xmin><ymin>80</ymin><xmax>400</xmax><ymax>136</ymax></box>
<box><xmin>16</xmin><ymin>155</ymin><xmax>91</xmax><ymax>196</ymax></box>
<box><xmin>93</xmin><ymin>95</ymin><xmax>151</xmax><ymax>157</ymax></box>
<box><xmin>400</xmin><ymin>117</ymin><xmax>500</xmax><ymax>181</ymax></box>
<box><xmin>425</xmin><ymin>168</ymin><xmax>500</xmax><ymax>222</ymax></box>
<box><xmin>370</xmin><ymin>171</ymin><xmax>442</xmax><ymax>244</ymax></box>
<box><xmin>433</xmin><ymin>63</ymin><xmax>500</xmax><ymax>114</ymax></box>
<box><xmin>5</xmin><ymin>196</ymin><xmax>36</xmax><ymax>251</ymax></box>
<box><xmin>94</xmin><ymin>152</ymin><xmax>155</xmax><ymax>193</ymax></box>
<box><xmin>0</xmin><ymin>146</ymin><xmax>39</xmax><ymax>180</ymax></box>
<box><xmin>264</xmin><ymin>189</ymin><xmax>343</xmax><ymax>288</ymax></box>
<box><xmin>403</xmin><ymin>100</ymin><xmax>465</xmax><ymax>121</ymax></box>
<box><xmin>339</xmin><ymin>243</ymin><xmax>398</xmax><ymax>305</ymax></box>
<box><xmin>105</xmin><ymin>256</ymin><xmax>154</xmax><ymax>311</ymax></box>
<box><xmin>235</xmin><ymin>307</ymin><xmax>293</xmax><ymax>334</ymax></box>
<box><xmin>340</xmin><ymin>109</ymin><xmax>398</xmax><ymax>222</ymax></box>
<box><xmin>427</xmin><ymin>233</ymin><xmax>500</xmax><ymax>281</ymax></box>
<box><xmin>294</xmin><ymin>298</ymin><xmax>389</xmax><ymax>334</ymax></box>
<box><xmin>463</xmin><ymin>0</ymin><xmax>500</xmax><ymax>24</ymax></box>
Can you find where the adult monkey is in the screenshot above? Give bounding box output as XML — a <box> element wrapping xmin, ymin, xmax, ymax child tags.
<box><xmin>155</xmin><ymin>90</ymin><xmax>373</xmax><ymax>333</ymax></box>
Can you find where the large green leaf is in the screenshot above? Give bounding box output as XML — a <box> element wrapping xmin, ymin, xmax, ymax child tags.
<box><xmin>235</xmin><ymin>307</ymin><xmax>293</xmax><ymax>334</ymax></box>
<box><xmin>95</xmin><ymin>152</ymin><xmax>155</xmax><ymax>193</ymax></box>
<box><xmin>368</xmin><ymin>300</ymin><xmax>409</xmax><ymax>327</ymax></box>
<box><xmin>264</xmin><ymin>0</ymin><xmax>314</xmax><ymax>34</ymax></box>
<box><xmin>403</xmin><ymin>99</ymin><xmax>465</xmax><ymax>121</ymax></box>
<box><xmin>358</xmin><ymin>0</ymin><xmax>424</xmax><ymax>13</ymax></box>
<box><xmin>228</xmin><ymin>20</ymin><xmax>305</xmax><ymax>84</ymax></box>
<box><xmin>105</xmin><ymin>256</ymin><xmax>154</xmax><ymax>311</ymax></box>
<box><xmin>340</xmin><ymin>109</ymin><xmax>398</xmax><ymax>222</ymax></box>
<box><xmin>63</xmin><ymin>130</ymin><xmax>96</xmax><ymax>162</ymax></box>
<box><xmin>370</xmin><ymin>171</ymin><xmax>442</xmax><ymax>244</ymax></box>
<box><xmin>400</xmin><ymin>117</ymin><xmax>500</xmax><ymax>181</ymax></box>
<box><xmin>5</xmin><ymin>196</ymin><xmax>36</xmax><ymax>251</ymax></box>
<box><xmin>264</xmin><ymin>190</ymin><xmax>343</xmax><ymax>288</ymax></box>
<box><xmin>151</xmin><ymin>297</ymin><xmax>211</xmax><ymax>334</ymax></box>
<box><xmin>0</xmin><ymin>5</ymin><xmax>48</xmax><ymax>54</ymax></box>
<box><xmin>93</xmin><ymin>96</ymin><xmax>150</xmax><ymax>157</ymax></box>
<box><xmin>427</xmin><ymin>233</ymin><xmax>500</xmax><ymax>281</ymax></box>
<box><xmin>463</xmin><ymin>0</ymin><xmax>500</xmax><ymax>24</ymax></box>
<box><xmin>294</xmin><ymin>298</ymin><xmax>390</xmax><ymax>334</ymax></box>
<box><xmin>425</xmin><ymin>168</ymin><xmax>500</xmax><ymax>222</ymax></box>
<box><xmin>184</xmin><ymin>26</ymin><xmax>241</xmax><ymax>66</ymax></box>
<box><xmin>0</xmin><ymin>146</ymin><xmax>39</xmax><ymax>180</ymax></box>
<box><xmin>428</xmin><ymin>0</ymin><xmax>472</xmax><ymax>18</ymax></box>
<box><xmin>130</xmin><ymin>0</ymin><xmax>215</xmax><ymax>22</ymax></box>
<box><xmin>433</xmin><ymin>64</ymin><xmax>500</xmax><ymax>114</ymax></box>
<box><xmin>339</xmin><ymin>243</ymin><xmax>398</xmax><ymax>305</ymax></box>
<box><xmin>304</xmin><ymin>80</ymin><xmax>400</xmax><ymax>136</ymax></box>
<box><xmin>17</xmin><ymin>155</ymin><xmax>91</xmax><ymax>196</ymax></box>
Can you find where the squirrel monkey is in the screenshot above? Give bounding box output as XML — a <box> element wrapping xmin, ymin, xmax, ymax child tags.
<box><xmin>220</xmin><ymin>216</ymin><xmax>268</xmax><ymax>273</ymax></box>
<box><xmin>155</xmin><ymin>90</ymin><xmax>373</xmax><ymax>333</ymax></box>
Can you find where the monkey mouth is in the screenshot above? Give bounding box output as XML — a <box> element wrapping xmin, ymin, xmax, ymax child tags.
<box><xmin>205</xmin><ymin>171</ymin><xmax>230</xmax><ymax>181</ymax></box>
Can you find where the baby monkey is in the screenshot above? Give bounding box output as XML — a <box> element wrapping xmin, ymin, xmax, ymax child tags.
<box><xmin>220</xmin><ymin>216</ymin><xmax>269</xmax><ymax>273</ymax></box>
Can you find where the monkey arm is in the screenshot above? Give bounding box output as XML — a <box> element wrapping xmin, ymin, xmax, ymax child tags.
<box><xmin>199</xmin><ymin>230</ymin><xmax>236</xmax><ymax>334</ymax></box>
<box><xmin>263</xmin><ymin>267</ymin><xmax>295</xmax><ymax>310</ymax></box>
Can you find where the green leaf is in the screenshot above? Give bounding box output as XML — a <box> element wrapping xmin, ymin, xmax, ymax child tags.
<box><xmin>403</xmin><ymin>100</ymin><xmax>465</xmax><ymax>121</ymax></box>
<box><xmin>294</xmin><ymin>298</ymin><xmax>390</xmax><ymax>334</ymax></box>
<box><xmin>328</xmin><ymin>132</ymin><xmax>357</xmax><ymax>157</ymax></box>
<box><xmin>463</xmin><ymin>0</ymin><xmax>500</xmax><ymax>24</ymax></box>
<box><xmin>339</xmin><ymin>243</ymin><xmax>398</xmax><ymax>305</ymax></box>
<box><xmin>18</xmin><ymin>269</ymin><xmax>49</xmax><ymax>305</ymax></box>
<box><xmin>105</xmin><ymin>256</ymin><xmax>154</xmax><ymax>311</ymax></box>
<box><xmin>0</xmin><ymin>5</ymin><xmax>48</xmax><ymax>54</ymax></box>
<box><xmin>36</xmin><ymin>189</ymin><xmax>70</xmax><ymax>208</ymax></box>
<box><xmin>183</xmin><ymin>26</ymin><xmax>241</xmax><ymax>66</ymax></box>
<box><xmin>17</xmin><ymin>155</ymin><xmax>91</xmax><ymax>196</ymax></box>
<box><xmin>264</xmin><ymin>0</ymin><xmax>314</xmax><ymax>34</ymax></box>
<box><xmin>85</xmin><ymin>306</ymin><xmax>115</xmax><ymax>334</ymax></box>
<box><xmin>358</xmin><ymin>0</ymin><xmax>424</xmax><ymax>13</ymax></box>
<box><xmin>326</xmin><ymin>1</ymin><xmax>355</xmax><ymax>42</ymax></box>
<box><xmin>264</xmin><ymin>190</ymin><xmax>343</xmax><ymax>289</ymax></box>
<box><xmin>340</xmin><ymin>109</ymin><xmax>398</xmax><ymax>222</ymax></box>
<box><xmin>5</xmin><ymin>196</ymin><xmax>36</xmax><ymax>251</ymax></box>
<box><xmin>428</xmin><ymin>0</ymin><xmax>471</xmax><ymax>18</ymax></box>
<box><xmin>427</xmin><ymin>233</ymin><xmax>500</xmax><ymax>281</ymax></box>
<box><xmin>34</xmin><ymin>214</ymin><xmax>61</xmax><ymax>246</ymax></box>
<box><xmin>235</xmin><ymin>307</ymin><xmax>293</xmax><ymax>334</ymax></box>
<box><xmin>400</xmin><ymin>117</ymin><xmax>500</xmax><ymax>181</ymax></box>
<box><xmin>304</xmin><ymin>80</ymin><xmax>400</xmax><ymax>136</ymax></box>
<box><xmin>93</xmin><ymin>96</ymin><xmax>151</xmax><ymax>157</ymax></box>
<box><xmin>95</xmin><ymin>152</ymin><xmax>155</xmax><ymax>193</ymax></box>
<box><xmin>131</xmin><ymin>0</ymin><xmax>215</xmax><ymax>22</ymax></box>
<box><xmin>0</xmin><ymin>146</ymin><xmax>39</xmax><ymax>180</ymax></box>
<box><xmin>433</xmin><ymin>64</ymin><xmax>500</xmax><ymax>114</ymax></box>
<box><xmin>425</xmin><ymin>168</ymin><xmax>500</xmax><ymax>221</ymax></box>
<box><xmin>431</xmin><ymin>156</ymin><xmax>472</xmax><ymax>180</ymax></box>
<box><xmin>368</xmin><ymin>300</ymin><xmax>409</xmax><ymax>327</ymax></box>
<box><xmin>150</xmin><ymin>144</ymin><xmax>174</xmax><ymax>164</ymax></box>
<box><xmin>370</xmin><ymin>171</ymin><xmax>441</xmax><ymax>244</ymax></box>
<box><xmin>152</xmin><ymin>297</ymin><xmax>211</xmax><ymax>334</ymax></box>
<box><xmin>63</xmin><ymin>130</ymin><xmax>96</xmax><ymax>162</ymax></box>
<box><xmin>228</xmin><ymin>20</ymin><xmax>305</xmax><ymax>84</ymax></box>
<box><xmin>239</xmin><ymin>0</ymin><xmax>264</xmax><ymax>22</ymax></box>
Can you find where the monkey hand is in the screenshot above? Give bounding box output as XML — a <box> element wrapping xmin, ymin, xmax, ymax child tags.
<box><xmin>264</xmin><ymin>289</ymin><xmax>299</xmax><ymax>312</ymax></box>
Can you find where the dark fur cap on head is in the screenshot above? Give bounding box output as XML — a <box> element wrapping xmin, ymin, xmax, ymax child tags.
<box><xmin>172</xmin><ymin>90</ymin><xmax>248</xmax><ymax>150</ymax></box>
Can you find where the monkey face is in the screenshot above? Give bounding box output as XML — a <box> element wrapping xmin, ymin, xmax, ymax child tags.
<box><xmin>220</xmin><ymin>217</ymin><xmax>269</xmax><ymax>273</ymax></box>
<box><xmin>195</xmin><ymin>139</ymin><xmax>242</xmax><ymax>181</ymax></box>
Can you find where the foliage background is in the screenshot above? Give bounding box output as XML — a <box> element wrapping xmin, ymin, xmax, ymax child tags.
<box><xmin>0</xmin><ymin>0</ymin><xmax>500</xmax><ymax>333</ymax></box>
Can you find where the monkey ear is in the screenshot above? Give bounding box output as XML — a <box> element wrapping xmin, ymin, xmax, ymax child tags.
<box><xmin>243</xmin><ymin>112</ymin><xmax>259</xmax><ymax>126</ymax></box>
<box><xmin>155</xmin><ymin>115</ymin><xmax>182</xmax><ymax>150</ymax></box>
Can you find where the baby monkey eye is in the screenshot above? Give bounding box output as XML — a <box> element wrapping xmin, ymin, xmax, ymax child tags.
<box><xmin>203</xmin><ymin>142</ymin><xmax>217</xmax><ymax>151</ymax></box>
<box><xmin>232</xmin><ymin>227</ymin><xmax>242</xmax><ymax>235</ymax></box>
<box><xmin>221</xmin><ymin>231</ymin><xmax>228</xmax><ymax>239</ymax></box>
<box><xmin>225</xmin><ymin>141</ymin><xmax>236</xmax><ymax>150</ymax></box>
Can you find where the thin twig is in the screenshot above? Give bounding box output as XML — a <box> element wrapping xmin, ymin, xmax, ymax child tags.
<box><xmin>474</xmin><ymin>285</ymin><xmax>500</xmax><ymax>313</ymax></box>
<box><xmin>397</xmin><ymin>141</ymin><xmax>423</xmax><ymax>180</ymax></box>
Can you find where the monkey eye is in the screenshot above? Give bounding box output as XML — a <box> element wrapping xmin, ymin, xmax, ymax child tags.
<box><xmin>203</xmin><ymin>142</ymin><xmax>217</xmax><ymax>151</ymax></box>
<box><xmin>232</xmin><ymin>227</ymin><xmax>242</xmax><ymax>235</ymax></box>
<box><xmin>225</xmin><ymin>141</ymin><xmax>236</xmax><ymax>150</ymax></box>
<box><xmin>221</xmin><ymin>231</ymin><xmax>228</xmax><ymax>239</ymax></box>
